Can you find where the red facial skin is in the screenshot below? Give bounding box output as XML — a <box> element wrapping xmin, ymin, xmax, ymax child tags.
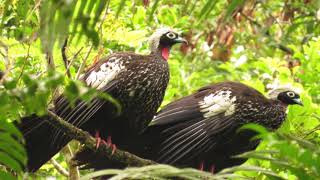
<box><xmin>162</xmin><ymin>47</ymin><xmax>170</xmax><ymax>60</ymax></box>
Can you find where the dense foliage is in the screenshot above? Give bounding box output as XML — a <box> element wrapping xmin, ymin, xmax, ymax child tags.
<box><xmin>0</xmin><ymin>0</ymin><xmax>320</xmax><ymax>179</ymax></box>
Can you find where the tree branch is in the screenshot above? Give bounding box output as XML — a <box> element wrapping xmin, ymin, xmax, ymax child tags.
<box><xmin>62</xmin><ymin>144</ymin><xmax>80</xmax><ymax>180</ymax></box>
<box><xmin>50</xmin><ymin>159</ymin><xmax>69</xmax><ymax>177</ymax></box>
<box><xmin>46</xmin><ymin>51</ymin><xmax>55</xmax><ymax>70</ymax></box>
<box><xmin>75</xmin><ymin>46</ymin><xmax>93</xmax><ymax>80</ymax></box>
<box><xmin>46</xmin><ymin>110</ymin><xmax>156</xmax><ymax>167</ymax></box>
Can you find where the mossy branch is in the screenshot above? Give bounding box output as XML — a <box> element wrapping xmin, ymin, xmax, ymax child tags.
<box><xmin>47</xmin><ymin>110</ymin><xmax>156</xmax><ymax>167</ymax></box>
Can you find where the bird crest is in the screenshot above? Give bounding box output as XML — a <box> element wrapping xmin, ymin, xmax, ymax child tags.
<box><xmin>149</xmin><ymin>27</ymin><xmax>179</xmax><ymax>51</ymax></box>
<box><xmin>267</xmin><ymin>84</ymin><xmax>301</xmax><ymax>100</ymax></box>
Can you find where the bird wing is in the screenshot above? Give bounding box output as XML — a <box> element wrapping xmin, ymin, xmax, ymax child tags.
<box><xmin>50</xmin><ymin>54</ymin><xmax>136</xmax><ymax>145</ymax></box>
<box><xmin>83</xmin><ymin>55</ymin><xmax>128</xmax><ymax>90</ymax></box>
<box><xmin>150</xmin><ymin>86</ymin><xmax>239</xmax><ymax>164</ymax></box>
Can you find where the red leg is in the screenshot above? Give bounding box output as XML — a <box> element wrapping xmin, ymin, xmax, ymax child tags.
<box><xmin>101</xmin><ymin>139</ymin><xmax>108</xmax><ymax>146</ymax></box>
<box><xmin>95</xmin><ymin>133</ymin><xmax>117</xmax><ymax>155</ymax></box>
<box><xmin>107</xmin><ymin>136</ymin><xmax>117</xmax><ymax>155</ymax></box>
<box><xmin>210</xmin><ymin>164</ymin><xmax>215</xmax><ymax>174</ymax></box>
<box><xmin>95</xmin><ymin>131</ymin><xmax>101</xmax><ymax>149</ymax></box>
<box><xmin>198</xmin><ymin>161</ymin><xmax>204</xmax><ymax>171</ymax></box>
<box><xmin>107</xmin><ymin>136</ymin><xmax>112</xmax><ymax>146</ymax></box>
<box><xmin>111</xmin><ymin>144</ymin><xmax>117</xmax><ymax>155</ymax></box>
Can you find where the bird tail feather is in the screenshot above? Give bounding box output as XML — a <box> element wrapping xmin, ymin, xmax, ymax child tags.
<box><xmin>17</xmin><ymin>114</ymin><xmax>71</xmax><ymax>172</ymax></box>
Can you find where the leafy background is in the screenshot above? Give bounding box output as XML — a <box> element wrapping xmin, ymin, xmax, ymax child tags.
<box><xmin>0</xmin><ymin>0</ymin><xmax>320</xmax><ymax>179</ymax></box>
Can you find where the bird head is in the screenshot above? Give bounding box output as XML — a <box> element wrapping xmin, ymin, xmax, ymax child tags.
<box><xmin>149</xmin><ymin>28</ymin><xmax>187</xmax><ymax>60</ymax></box>
<box><xmin>268</xmin><ymin>86</ymin><xmax>303</xmax><ymax>106</ymax></box>
<box><xmin>277</xmin><ymin>91</ymin><xmax>303</xmax><ymax>106</ymax></box>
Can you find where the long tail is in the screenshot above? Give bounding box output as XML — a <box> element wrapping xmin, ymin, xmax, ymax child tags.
<box><xmin>17</xmin><ymin>114</ymin><xmax>71</xmax><ymax>172</ymax></box>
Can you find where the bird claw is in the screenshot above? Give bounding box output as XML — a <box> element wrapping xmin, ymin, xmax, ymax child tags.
<box><xmin>95</xmin><ymin>131</ymin><xmax>102</xmax><ymax>149</ymax></box>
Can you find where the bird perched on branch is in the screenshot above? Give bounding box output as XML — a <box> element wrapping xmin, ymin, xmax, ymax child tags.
<box><xmin>74</xmin><ymin>81</ymin><xmax>303</xmax><ymax>172</ymax></box>
<box><xmin>18</xmin><ymin>28</ymin><xmax>187</xmax><ymax>172</ymax></box>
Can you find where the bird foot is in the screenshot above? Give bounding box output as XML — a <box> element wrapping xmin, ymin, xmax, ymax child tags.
<box><xmin>95</xmin><ymin>133</ymin><xmax>117</xmax><ymax>155</ymax></box>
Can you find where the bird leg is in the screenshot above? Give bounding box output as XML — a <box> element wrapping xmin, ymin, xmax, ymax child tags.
<box><xmin>198</xmin><ymin>161</ymin><xmax>204</xmax><ymax>171</ymax></box>
<box><xmin>210</xmin><ymin>164</ymin><xmax>215</xmax><ymax>174</ymax></box>
<box><xmin>95</xmin><ymin>131</ymin><xmax>102</xmax><ymax>149</ymax></box>
<box><xmin>106</xmin><ymin>136</ymin><xmax>117</xmax><ymax>155</ymax></box>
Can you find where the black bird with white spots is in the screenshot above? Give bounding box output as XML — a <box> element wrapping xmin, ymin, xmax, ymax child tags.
<box><xmin>18</xmin><ymin>28</ymin><xmax>187</xmax><ymax>172</ymax></box>
<box><xmin>75</xmin><ymin>82</ymin><xmax>302</xmax><ymax>172</ymax></box>
<box><xmin>143</xmin><ymin>81</ymin><xmax>302</xmax><ymax>172</ymax></box>
<box><xmin>73</xmin><ymin>81</ymin><xmax>302</xmax><ymax>172</ymax></box>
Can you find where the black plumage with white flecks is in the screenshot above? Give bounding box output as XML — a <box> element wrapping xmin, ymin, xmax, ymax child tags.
<box><xmin>142</xmin><ymin>81</ymin><xmax>302</xmax><ymax>172</ymax></box>
<box><xmin>18</xmin><ymin>28</ymin><xmax>187</xmax><ymax>172</ymax></box>
<box><xmin>73</xmin><ymin>81</ymin><xmax>303</xmax><ymax>172</ymax></box>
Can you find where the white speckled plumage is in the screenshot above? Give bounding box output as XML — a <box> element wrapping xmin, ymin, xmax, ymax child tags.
<box><xmin>140</xmin><ymin>81</ymin><xmax>302</xmax><ymax>171</ymax></box>
<box><xmin>21</xmin><ymin>27</ymin><xmax>189</xmax><ymax>172</ymax></box>
<box><xmin>199</xmin><ymin>90</ymin><xmax>237</xmax><ymax>118</ymax></box>
<box><xmin>85</xmin><ymin>58</ymin><xmax>125</xmax><ymax>89</ymax></box>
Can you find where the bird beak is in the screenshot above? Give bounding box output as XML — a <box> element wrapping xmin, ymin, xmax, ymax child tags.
<box><xmin>293</xmin><ymin>98</ymin><xmax>303</xmax><ymax>106</ymax></box>
<box><xmin>174</xmin><ymin>37</ymin><xmax>188</xmax><ymax>45</ymax></box>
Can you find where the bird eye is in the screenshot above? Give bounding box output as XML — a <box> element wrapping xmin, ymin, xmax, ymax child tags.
<box><xmin>287</xmin><ymin>91</ymin><xmax>295</xmax><ymax>98</ymax></box>
<box><xmin>166</xmin><ymin>32</ymin><xmax>176</xmax><ymax>39</ymax></box>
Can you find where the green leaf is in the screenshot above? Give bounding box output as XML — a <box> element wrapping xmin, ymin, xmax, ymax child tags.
<box><xmin>221</xmin><ymin>165</ymin><xmax>286</xmax><ymax>179</ymax></box>
<box><xmin>0</xmin><ymin>171</ymin><xmax>16</xmax><ymax>180</ymax></box>
<box><xmin>0</xmin><ymin>142</ymin><xmax>26</xmax><ymax>164</ymax></box>
<box><xmin>198</xmin><ymin>0</ymin><xmax>218</xmax><ymax>21</ymax></box>
<box><xmin>224</xmin><ymin>0</ymin><xmax>245</xmax><ymax>19</ymax></box>
<box><xmin>116</xmin><ymin>0</ymin><xmax>127</xmax><ymax>18</ymax></box>
<box><xmin>148</xmin><ymin>0</ymin><xmax>160</xmax><ymax>22</ymax></box>
<box><xmin>0</xmin><ymin>152</ymin><xmax>23</xmax><ymax>172</ymax></box>
<box><xmin>237</xmin><ymin>123</ymin><xmax>269</xmax><ymax>136</ymax></box>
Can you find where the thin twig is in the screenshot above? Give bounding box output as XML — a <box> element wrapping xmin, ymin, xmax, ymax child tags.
<box><xmin>46</xmin><ymin>51</ymin><xmax>55</xmax><ymax>70</ymax></box>
<box><xmin>50</xmin><ymin>46</ymin><xmax>84</xmax><ymax>104</ymax></box>
<box><xmin>239</xmin><ymin>11</ymin><xmax>261</xmax><ymax>27</ymax></box>
<box><xmin>99</xmin><ymin>1</ymin><xmax>110</xmax><ymax>39</ymax></box>
<box><xmin>240</xmin><ymin>11</ymin><xmax>294</xmax><ymax>55</ymax></box>
<box><xmin>75</xmin><ymin>46</ymin><xmax>93</xmax><ymax>79</ymax></box>
<box><xmin>277</xmin><ymin>44</ymin><xmax>294</xmax><ymax>54</ymax></box>
<box><xmin>75</xmin><ymin>3</ymin><xmax>110</xmax><ymax>80</ymax></box>
<box><xmin>303</xmin><ymin>124</ymin><xmax>320</xmax><ymax>138</ymax></box>
<box><xmin>0</xmin><ymin>41</ymin><xmax>10</xmax><ymax>83</ymax></box>
<box><xmin>70</xmin><ymin>47</ymin><xmax>84</xmax><ymax>63</ymax></box>
<box><xmin>46</xmin><ymin>110</ymin><xmax>156</xmax><ymax>167</ymax></box>
<box><xmin>66</xmin><ymin>47</ymin><xmax>83</xmax><ymax>79</ymax></box>
<box><xmin>61</xmin><ymin>37</ymin><xmax>71</xmax><ymax>78</ymax></box>
<box><xmin>62</xmin><ymin>144</ymin><xmax>80</xmax><ymax>180</ymax></box>
<box><xmin>17</xmin><ymin>44</ymin><xmax>31</xmax><ymax>83</ymax></box>
<box><xmin>50</xmin><ymin>159</ymin><xmax>69</xmax><ymax>177</ymax></box>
